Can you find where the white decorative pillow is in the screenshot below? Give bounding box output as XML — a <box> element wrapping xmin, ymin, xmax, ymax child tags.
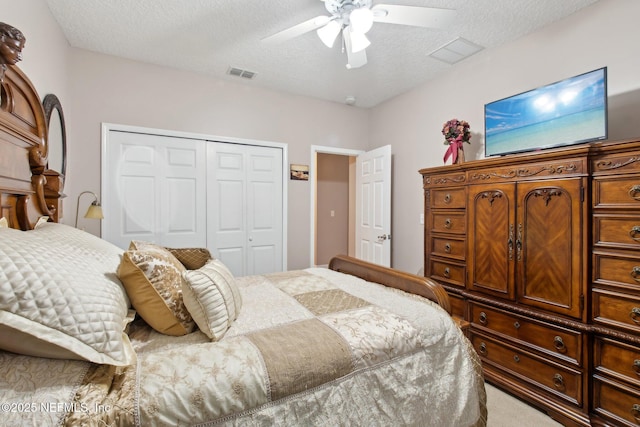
<box><xmin>182</xmin><ymin>259</ymin><xmax>243</xmax><ymax>340</ymax></box>
<box><xmin>0</xmin><ymin>225</ymin><xmax>135</xmax><ymax>366</ymax></box>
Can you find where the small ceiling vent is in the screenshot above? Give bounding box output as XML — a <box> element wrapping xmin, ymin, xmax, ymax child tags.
<box><xmin>428</xmin><ymin>37</ymin><xmax>484</xmax><ymax>64</ymax></box>
<box><xmin>227</xmin><ymin>67</ymin><xmax>256</xmax><ymax>79</ymax></box>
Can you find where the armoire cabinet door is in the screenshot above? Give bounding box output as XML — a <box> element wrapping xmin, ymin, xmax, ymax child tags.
<box><xmin>517</xmin><ymin>178</ymin><xmax>585</xmax><ymax>319</ymax></box>
<box><xmin>468</xmin><ymin>182</ymin><xmax>517</xmax><ymax>300</ymax></box>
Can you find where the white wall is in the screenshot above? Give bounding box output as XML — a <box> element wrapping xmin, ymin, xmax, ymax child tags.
<box><xmin>1</xmin><ymin>0</ymin><xmax>69</xmax><ymax>102</ymax></box>
<box><xmin>370</xmin><ymin>0</ymin><xmax>640</xmax><ymax>274</ymax></box>
<box><xmin>67</xmin><ymin>50</ymin><xmax>369</xmax><ymax>270</ymax></box>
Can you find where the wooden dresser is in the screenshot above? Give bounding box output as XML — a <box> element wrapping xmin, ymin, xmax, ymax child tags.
<box><xmin>420</xmin><ymin>138</ymin><xmax>640</xmax><ymax>427</ymax></box>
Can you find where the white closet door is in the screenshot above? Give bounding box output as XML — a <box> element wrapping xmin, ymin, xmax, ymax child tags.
<box><xmin>104</xmin><ymin>131</ymin><xmax>206</xmax><ymax>249</ymax></box>
<box><xmin>208</xmin><ymin>142</ymin><xmax>283</xmax><ymax>276</ymax></box>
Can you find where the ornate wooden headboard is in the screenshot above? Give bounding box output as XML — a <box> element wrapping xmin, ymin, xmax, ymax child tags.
<box><xmin>0</xmin><ymin>28</ymin><xmax>64</xmax><ymax>230</ymax></box>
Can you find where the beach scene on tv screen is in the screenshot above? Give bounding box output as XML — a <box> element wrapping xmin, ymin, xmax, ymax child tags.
<box><xmin>485</xmin><ymin>69</ymin><xmax>607</xmax><ymax>156</ymax></box>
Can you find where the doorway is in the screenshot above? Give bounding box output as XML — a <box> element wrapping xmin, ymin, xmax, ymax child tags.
<box><xmin>310</xmin><ymin>145</ymin><xmax>392</xmax><ymax>268</ymax></box>
<box><xmin>310</xmin><ymin>146</ymin><xmax>361</xmax><ymax>267</ymax></box>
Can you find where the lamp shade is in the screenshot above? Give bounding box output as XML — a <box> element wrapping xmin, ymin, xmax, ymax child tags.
<box><xmin>317</xmin><ymin>20</ymin><xmax>342</xmax><ymax>48</ymax></box>
<box><xmin>75</xmin><ymin>190</ymin><xmax>104</xmax><ymax>228</ymax></box>
<box><xmin>349</xmin><ymin>7</ymin><xmax>374</xmax><ymax>34</ymax></box>
<box><xmin>348</xmin><ymin>28</ymin><xmax>370</xmax><ymax>53</ymax></box>
<box><xmin>84</xmin><ymin>203</ymin><xmax>104</xmax><ymax>220</ymax></box>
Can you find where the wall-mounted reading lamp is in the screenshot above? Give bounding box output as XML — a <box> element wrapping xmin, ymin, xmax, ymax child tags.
<box><xmin>75</xmin><ymin>191</ymin><xmax>104</xmax><ymax>228</ymax></box>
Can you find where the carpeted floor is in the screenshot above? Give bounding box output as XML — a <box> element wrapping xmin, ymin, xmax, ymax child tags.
<box><xmin>485</xmin><ymin>383</ymin><xmax>563</xmax><ymax>426</ymax></box>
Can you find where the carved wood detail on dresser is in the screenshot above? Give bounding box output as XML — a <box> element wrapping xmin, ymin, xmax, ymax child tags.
<box><xmin>421</xmin><ymin>139</ymin><xmax>640</xmax><ymax>427</ymax></box>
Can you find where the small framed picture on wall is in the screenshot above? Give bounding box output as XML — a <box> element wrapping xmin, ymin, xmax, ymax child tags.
<box><xmin>290</xmin><ymin>164</ymin><xmax>309</xmax><ymax>181</ymax></box>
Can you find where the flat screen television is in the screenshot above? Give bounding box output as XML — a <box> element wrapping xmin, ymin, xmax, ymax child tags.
<box><xmin>484</xmin><ymin>67</ymin><xmax>607</xmax><ymax>157</ymax></box>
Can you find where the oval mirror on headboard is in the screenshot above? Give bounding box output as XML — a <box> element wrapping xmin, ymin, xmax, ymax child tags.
<box><xmin>42</xmin><ymin>93</ymin><xmax>67</xmax><ymax>177</ymax></box>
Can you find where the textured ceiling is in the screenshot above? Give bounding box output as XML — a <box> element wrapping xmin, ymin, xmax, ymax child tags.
<box><xmin>45</xmin><ymin>0</ymin><xmax>599</xmax><ymax>108</ymax></box>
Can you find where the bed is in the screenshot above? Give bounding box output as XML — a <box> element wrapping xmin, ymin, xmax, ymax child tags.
<box><xmin>0</xmin><ymin>26</ymin><xmax>486</xmax><ymax>427</ymax></box>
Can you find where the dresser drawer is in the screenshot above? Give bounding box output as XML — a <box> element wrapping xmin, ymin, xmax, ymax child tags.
<box><xmin>594</xmin><ymin>337</ymin><xmax>640</xmax><ymax>387</ymax></box>
<box><xmin>431</xmin><ymin>236</ymin><xmax>465</xmax><ymax>260</ymax></box>
<box><xmin>594</xmin><ymin>214</ymin><xmax>640</xmax><ymax>249</ymax></box>
<box><xmin>430</xmin><ymin>211</ymin><xmax>466</xmax><ymax>234</ymax></box>
<box><xmin>594</xmin><ymin>252</ymin><xmax>640</xmax><ymax>289</ymax></box>
<box><xmin>429</xmin><ymin>258</ymin><xmax>465</xmax><ymax>288</ymax></box>
<box><xmin>471</xmin><ymin>332</ymin><xmax>583</xmax><ymax>406</ymax></box>
<box><xmin>449</xmin><ymin>293</ymin><xmax>466</xmax><ymax>321</ymax></box>
<box><xmin>430</xmin><ymin>187</ymin><xmax>466</xmax><ymax>209</ymax></box>
<box><xmin>470</xmin><ymin>303</ymin><xmax>582</xmax><ymax>366</ymax></box>
<box><xmin>593</xmin><ymin>375</ymin><xmax>640</xmax><ymax>427</ymax></box>
<box><xmin>593</xmin><ymin>176</ymin><xmax>640</xmax><ymax>209</ymax></box>
<box><xmin>592</xmin><ymin>288</ymin><xmax>640</xmax><ymax>334</ymax></box>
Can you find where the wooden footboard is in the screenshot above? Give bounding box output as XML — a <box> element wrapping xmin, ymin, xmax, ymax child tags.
<box><xmin>328</xmin><ymin>255</ymin><xmax>451</xmax><ymax>314</ymax></box>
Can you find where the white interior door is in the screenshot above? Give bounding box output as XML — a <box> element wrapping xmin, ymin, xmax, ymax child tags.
<box><xmin>355</xmin><ymin>145</ymin><xmax>392</xmax><ymax>267</ymax></box>
<box><xmin>103</xmin><ymin>131</ymin><xmax>206</xmax><ymax>249</ymax></box>
<box><xmin>207</xmin><ymin>142</ymin><xmax>283</xmax><ymax>276</ymax></box>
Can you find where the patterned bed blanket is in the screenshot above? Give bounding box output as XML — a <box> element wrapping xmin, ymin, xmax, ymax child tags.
<box><xmin>3</xmin><ymin>268</ymin><xmax>486</xmax><ymax>427</ymax></box>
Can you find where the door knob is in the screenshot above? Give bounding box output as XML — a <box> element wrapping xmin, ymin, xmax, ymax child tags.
<box><xmin>377</xmin><ymin>234</ymin><xmax>391</xmax><ymax>241</ymax></box>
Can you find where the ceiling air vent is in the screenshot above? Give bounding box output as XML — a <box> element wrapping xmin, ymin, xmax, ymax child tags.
<box><xmin>428</xmin><ymin>37</ymin><xmax>484</xmax><ymax>64</ymax></box>
<box><xmin>227</xmin><ymin>67</ymin><xmax>256</xmax><ymax>80</ymax></box>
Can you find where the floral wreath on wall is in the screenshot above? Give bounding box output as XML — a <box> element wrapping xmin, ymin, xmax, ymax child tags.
<box><xmin>442</xmin><ymin>119</ymin><xmax>471</xmax><ymax>164</ymax></box>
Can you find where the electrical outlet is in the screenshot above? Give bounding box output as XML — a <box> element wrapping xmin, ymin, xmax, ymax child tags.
<box><xmin>419</xmin><ymin>213</ymin><xmax>424</xmax><ymax>225</ymax></box>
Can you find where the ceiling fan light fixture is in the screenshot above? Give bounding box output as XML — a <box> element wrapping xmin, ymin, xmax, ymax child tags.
<box><xmin>317</xmin><ymin>20</ymin><xmax>342</xmax><ymax>48</ymax></box>
<box><xmin>348</xmin><ymin>28</ymin><xmax>370</xmax><ymax>53</ymax></box>
<box><xmin>349</xmin><ymin>7</ymin><xmax>374</xmax><ymax>34</ymax></box>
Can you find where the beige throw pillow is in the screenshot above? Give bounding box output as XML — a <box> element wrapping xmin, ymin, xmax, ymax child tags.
<box><xmin>167</xmin><ymin>247</ymin><xmax>212</xmax><ymax>270</ymax></box>
<box><xmin>182</xmin><ymin>259</ymin><xmax>242</xmax><ymax>340</ymax></box>
<box><xmin>118</xmin><ymin>244</ymin><xmax>195</xmax><ymax>336</ymax></box>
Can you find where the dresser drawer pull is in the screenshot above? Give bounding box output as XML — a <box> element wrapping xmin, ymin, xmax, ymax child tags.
<box><xmin>630</xmin><ymin>185</ymin><xmax>640</xmax><ymax>200</ymax></box>
<box><xmin>443</xmin><ymin>267</ymin><xmax>451</xmax><ymax>278</ymax></box>
<box><xmin>633</xmin><ymin>359</ymin><xmax>640</xmax><ymax>375</ymax></box>
<box><xmin>632</xmin><ymin>266</ymin><xmax>640</xmax><ymax>283</ymax></box>
<box><xmin>444</xmin><ymin>243</ymin><xmax>451</xmax><ymax>253</ymax></box>
<box><xmin>632</xmin><ymin>404</ymin><xmax>640</xmax><ymax>421</ymax></box>
<box><xmin>444</xmin><ymin>218</ymin><xmax>452</xmax><ymax>229</ymax></box>
<box><xmin>478</xmin><ymin>312</ymin><xmax>488</xmax><ymax>325</ymax></box>
<box><xmin>631</xmin><ymin>226</ymin><xmax>640</xmax><ymax>241</ymax></box>
<box><xmin>478</xmin><ymin>342</ymin><xmax>487</xmax><ymax>355</ymax></box>
<box><xmin>513</xmin><ymin>355</ymin><xmax>520</xmax><ymax>363</ymax></box>
<box><xmin>444</xmin><ymin>193</ymin><xmax>451</xmax><ymax>204</ymax></box>
<box><xmin>553</xmin><ymin>373</ymin><xmax>565</xmax><ymax>389</ymax></box>
<box><xmin>513</xmin><ymin>321</ymin><xmax>520</xmax><ymax>329</ymax></box>
<box><xmin>553</xmin><ymin>336</ymin><xmax>567</xmax><ymax>353</ymax></box>
<box><xmin>631</xmin><ymin>307</ymin><xmax>640</xmax><ymax>324</ymax></box>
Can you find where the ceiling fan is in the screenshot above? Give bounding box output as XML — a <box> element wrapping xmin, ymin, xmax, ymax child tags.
<box><xmin>262</xmin><ymin>0</ymin><xmax>455</xmax><ymax>69</ymax></box>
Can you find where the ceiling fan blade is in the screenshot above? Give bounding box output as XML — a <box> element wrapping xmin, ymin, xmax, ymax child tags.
<box><xmin>372</xmin><ymin>5</ymin><xmax>455</xmax><ymax>29</ymax></box>
<box><xmin>262</xmin><ymin>15</ymin><xmax>331</xmax><ymax>44</ymax></box>
<box><xmin>343</xmin><ymin>29</ymin><xmax>368</xmax><ymax>69</ymax></box>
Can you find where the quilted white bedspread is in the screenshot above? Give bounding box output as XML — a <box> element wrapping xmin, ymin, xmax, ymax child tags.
<box><xmin>137</xmin><ymin>268</ymin><xmax>484</xmax><ymax>426</ymax></box>
<box><xmin>2</xmin><ymin>268</ymin><xmax>486</xmax><ymax>427</ymax></box>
